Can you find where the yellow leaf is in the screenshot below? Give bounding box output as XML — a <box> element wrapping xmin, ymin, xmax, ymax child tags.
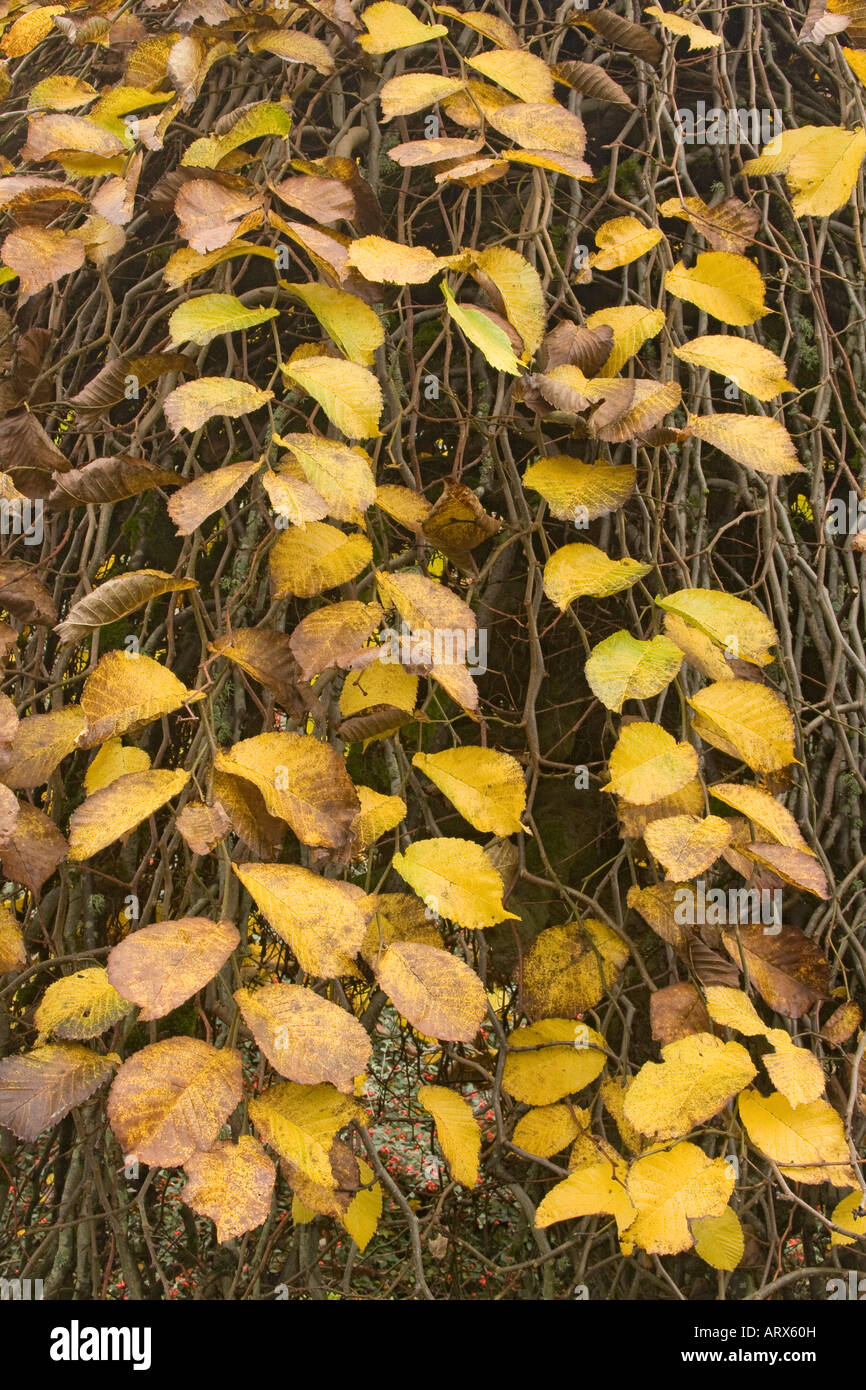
<box><xmin>585</xmin><ymin>630</ymin><xmax>682</xmax><ymax>712</ymax></box>
<box><xmin>234</xmin><ymin>983</ymin><xmax>371</xmax><ymax>1090</ymax></box>
<box><xmin>644</xmin><ymin>6</ymin><xmax>721</xmax><ymax>49</ymax></box>
<box><xmin>691</xmin><ymin>1207</ymin><xmax>744</xmax><ymax>1270</ymax></box>
<box><xmin>2</xmin><ymin>7</ymin><xmax>66</xmax><ymax>58</ymax></box>
<box><xmin>588</xmin><ymin>216</ymin><xmax>662</xmax><ymax>272</ymax></box>
<box><xmin>762</xmin><ymin>1031</ymin><xmax>826</xmax><ymax>1106</ymax></box>
<box><xmin>644</xmin><ymin>813</ymin><xmax>733</xmax><ymax>880</ymax></box>
<box><xmin>107</xmin><ymin>918</ymin><xmax>239</xmax><ymax>1021</ymax></box>
<box><xmin>474</xmin><ymin>245</ymin><xmax>545</xmax><ymax>359</ymax></box>
<box><xmin>282</xmin><ymin>354</ymin><xmax>383</xmax><ymax>438</ymax></box>
<box><xmin>0</xmin><ymin>903</ymin><xmax>26</xmax><ymax>974</ymax></box>
<box><xmin>278</xmin><ymin>433</ymin><xmax>375</xmax><ymax>522</ymax></box>
<box><xmin>181</xmin><ymin>101</ymin><xmax>291</xmax><ymax>169</ymax></box>
<box><xmin>248</xmin><ymin>1080</ymin><xmax>363</xmax><ymax>1187</ymax></box>
<box><xmin>603</xmin><ymin>721</ymin><xmax>699</xmax><ymax>805</ymax></box>
<box><xmin>67</xmin><ymin>768</ymin><xmax>190</xmax><ymax>860</ymax></box>
<box><xmin>214</xmin><ymin>731</ymin><xmax>359</xmax><ymax>849</ymax></box>
<box><xmin>673</xmin><ymin>335</ymin><xmax>794</xmax><ymax>400</ymax></box>
<box><xmin>688</xmin><ymin>680</ymin><xmax>796</xmax><ymax>772</ymax></box>
<box><xmin>374</xmin><ymin>941</ymin><xmax>487</xmax><ymax>1042</ymax></box>
<box><xmin>738</xmin><ymin>1089</ymin><xmax>856</xmax><ymax>1184</ymax></box>
<box><xmin>182</xmin><ymin>1136</ymin><xmax>275</xmax><ymax>1244</ymax></box>
<box><xmin>270</xmin><ymin>522</ymin><xmax>372</xmax><ymax>599</ymax></box>
<box><xmin>28</xmin><ymin>75</ymin><xmax>97</xmax><ymax>110</ymax></box>
<box><xmin>441</xmin><ymin>281</ymin><xmax>521</xmax><ymax>375</ymax></box>
<box><xmin>585</xmin><ymin>305</ymin><xmax>665</xmax><ymax>374</ymax></box>
<box><xmin>347</xmin><ymin>235</ymin><xmax>455</xmax><ymax>285</ymax></box>
<box><xmin>624</xmin><ymin>1033</ymin><xmax>756</xmax><ymax>1140</ymax></box>
<box><xmin>167</xmin><ymin>294</ymin><xmax>278</xmax><ymax>347</ymax></box>
<box><xmin>2</xmin><ymin>705</ymin><xmax>84</xmax><ymax>789</ymax></box>
<box><xmin>234</xmin><ymin>863</ymin><xmax>369</xmax><ymax>977</ymax></box>
<box><xmin>360</xmin><ymin>893</ymin><xmax>443</xmax><ymax>966</ymax></box>
<box><xmin>664</xmin><ymin>252</ymin><xmax>768</xmax><ymax>326</ymax></box>
<box><xmin>281</xmin><ymin>282</ymin><xmax>383</xmax><ymax>364</ymax></box>
<box><xmin>523</xmin><ymin>919</ymin><xmax>626</xmax><ymax>1019</ymax></box>
<box><xmin>830</xmin><ymin>1189</ymin><xmax>866</xmax><ymax>1247</ymax></box>
<box><xmin>432</xmin><ymin>4</ymin><xmax>521</xmax><ymax>48</ymax></box>
<box><xmin>512</xmin><ymin>1103</ymin><xmax>588</xmax><ymax>1160</ymax></box>
<box><xmin>379</xmin><ymin>73</ymin><xmax>465</xmax><ymax>120</ymax></box>
<box><xmin>54</xmin><ymin>569</ymin><xmax>199</xmax><ymax>644</ymax></box>
<box><xmin>536</xmin><ymin>1156</ymin><xmax>636</xmax><ymax>1231</ymax></box>
<box><xmin>621</xmin><ymin>1142</ymin><xmax>734</xmax><ymax>1255</ymax></box>
<box><xmin>358</xmin><ymin>2</ymin><xmax>447</xmax><ymax>53</ymax></box>
<box><xmin>163</xmin><ymin>241</ymin><xmax>277</xmax><ymax>289</ymax></box>
<box><xmin>167</xmin><ymin>461</ymin><xmax>260</xmax><ymax>536</ymax></box>
<box><xmin>343</xmin><ymin>1157</ymin><xmax>382</xmax><ymax>1250</ymax></box>
<box><xmin>163</xmin><ymin>377</ymin><xmax>273</xmax><ymax>434</ymax></box>
<box><xmin>353</xmin><ymin>785</ymin><xmax>406</xmax><ymax>849</ymax></box>
<box><xmin>523</xmin><ymin>457</ymin><xmax>635</xmax><ymax>522</ymax></box>
<box><xmin>108</xmin><ymin>1037</ymin><xmax>243</xmax><ymax>1166</ymax></box>
<box><xmin>688</xmin><ymin>412</ymin><xmax>803</xmax><ymax>476</ymax></box>
<box><xmin>79</xmin><ymin>650</ymin><xmax>203</xmax><ymax>747</ymax></box>
<box><xmin>411</xmin><ymin>747</ymin><xmax>526</xmax><ymax>836</ymax></box>
<box><xmin>247</xmin><ymin>30</ymin><xmax>334</xmax><ymax>74</ymax></box>
<box><xmin>465</xmin><ymin>48</ymin><xmax>554</xmax><ymax>103</ymax></box>
<box><xmin>543</xmin><ymin>542</ymin><xmax>650</xmax><ymax>610</ymax></box>
<box><xmin>709</xmin><ymin>782</ymin><xmax>811</xmax><ymax>852</ymax></box>
<box><xmin>375</xmin><ymin>567</ymin><xmax>475</xmax><ymax>639</ymax></box>
<box><xmin>35</xmin><ymin>968</ymin><xmax>131</xmax><ymax>1041</ymax></box>
<box><xmin>418</xmin><ymin>1084</ymin><xmax>480</xmax><ymax>1186</ymax></box>
<box><xmin>392</xmin><ymin>837</ymin><xmax>518</xmax><ymax>930</ymax></box>
<box><xmin>487</xmin><ymin>100</ymin><xmax>586</xmax><ymax>160</ymax></box>
<box><xmin>704</xmin><ymin>986</ymin><xmax>767</xmax><ymax>1036</ymax></box>
<box><xmin>501</xmin><ymin>1019</ymin><xmax>606</xmax><ymax>1106</ymax></box>
<box><xmin>743</xmin><ymin>124</ymin><xmax>866</xmax><ymax>218</ymax></box>
<box><xmin>656</xmin><ymin>588</ymin><xmax>777</xmax><ymax>667</ymax></box>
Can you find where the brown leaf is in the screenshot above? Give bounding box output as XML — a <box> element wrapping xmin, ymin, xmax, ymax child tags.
<box><xmin>734</xmin><ymin>842</ymin><xmax>830</xmax><ymax>899</ymax></box>
<box><xmin>0</xmin><ymin>413</ymin><xmax>68</xmax><ymax>495</ymax></box>
<box><xmin>21</xmin><ymin>114</ymin><xmax>125</xmax><ymax>163</ymax></box>
<box><xmin>175</xmin><ymin>179</ymin><xmax>263</xmax><ymax>253</ymax></box>
<box><xmin>54</xmin><ymin>570</ymin><xmax>198</xmax><ymax>644</ymax></box>
<box><xmin>208</xmin><ymin>627</ymin><xmax>304</xmax><ymax>715</ymax></box>
<box><xmin>336</xmin><ymin>703</ymin><xmax>415</xmax><ymax>744</ymax></box>
<box><xmin>422</xmin><ymin>481</ymin><xmax>501</xmax><ymax>557</ymax></box>
<box><xmin>0</xmin><ymin>560</ymin><xmax>57</xmax><ymax>625</ymax></box>
<box><xmin>176</xmin><ymin>800</ymin><xmax>231</xmax><ymax>855</ymax></box>
<box><xmin>821</xmin><ymin>1001</ymin><xmax>862</xmax><ymax>1047</ymax></box>
<box><xmin>211</xmin><ymin>767</ymin><xmax>285</xmax><ymax>859</ymax></box>
<box><xmin>0</xmin><ymin>1043</ymin><xmax>114</xmax><ymax>1141</ymax></box>
<box><xmin>107</xmin><ymin>1037</ymin><xmax>243</xmax><ymax>1166</ymax></box>
<box><xmin>70</xmin><ymin>354</ymin><xmax>196</xmax><ymax>415</ymax></box>
<box><xmin>650</xmin><ymin>982</ymin><xmax>711</xmax><ymax>1044</ymax></box>
<box><xmin>721</xmin><ymin>924</ymin><xmax>830</xmax><ymax>1018</ymax></box>
<box><xmin>551</xmin><ymin>59</ymin><xmax>634</xmax><ymax>106</ymax></box>
<box><xmin>107</xmin><ymin>918</ymin><xmax>240</xmax><ymax>1020</ymax></box>
<box><xmin>689</xmin><ymin>936</ymin><xmax>742</xmax><ymax>989</ymax></box>
<box><xmin>271</xmin><ymin>174</ymin><xmax>357</xmax><ymax>224</ymax></box>
<box><xmin>48</xmin><ymin>455</ymin><xmax>180</xmax><ymax>509</ymax></box>
<box><xmin>2</xmin><ymin>226</ymin><xmax>85</xmax><ymax>301</ymax></box>
<box><xmin>577</xmin><ymin>9</ymin><xmax>663</xmax><ymax>64</ymax></box>
<box><xmin>234</xmin><ymin>983</ymin><xmax>371</xmax><ymax>1090</ymax></box>
<box><xmin>288</xmin><ymin>600</ymin><xmax>382</xmax><ymax>681</ymax></box>
<box><xmin>0</xmin><ymin>800</ymin><xmax>67</xmax><ymax>892</ymax></box>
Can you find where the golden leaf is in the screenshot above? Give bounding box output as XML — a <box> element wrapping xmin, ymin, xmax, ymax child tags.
<box><xmin>501</xmin><ymin>1019</ymin><xmax>606</xmax><ymax>1105</ymax></box>
<box><xmin>392</xmin><ymin>837</ymin><xmax>519</xmax><ymax>929</ymax></box>
<box><xmin>107</xmin><ymin>1037</ymin><xmax>243</xmax><ymax>1166</ymax></box>
<box><xmin>374</xmin><ymin>941</ymin><xmax>487</xmax><ymax>1042</ymax></box>
<box><xmin>107</xmin><ymin>918</ymin><xmax>239</xmax><ymax>1020</ymax></box>
<box><xmin>182</xmin><ymin>1136</ymin><xmax>275</xmax><ymax>1244</ymax></box>
<box><xmin>67</xmin><ymin>768</ymin><xmax>190</xmax><ymax>860</ymax></box>
<box><xmin>623</xmin><ymin>1033</ymin><xmax>756</xmax><ymax>1140</ymax></box>
<box><xmin>234</xmin><ymin>863</ymin><xmax>369</xmax><ymax>977</ymax></box>
<box><xmin>418</xmin><ymin>1084</ymin><xmax>481</xmax><ymax>1186</ymax></box>
<box><xmin>234</xmin><ymin>983</ymin><xmax>371</xmax><ymax>1091</ymax></box>
<box><xmin>35</xmin><ymin>968</ymin><xmax>131</xmax><ymax>1041</ymax></box>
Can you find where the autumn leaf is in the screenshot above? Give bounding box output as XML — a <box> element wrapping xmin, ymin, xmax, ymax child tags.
<box><xmin>107</xmin><ymin>918</ymin><xmax>239</xmax><ymax>1020</ymax></box>
<box><xmin>108</xmin><ymin>1038</ymin><xmax>243</xmax><ymax>1167</ymax></box>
